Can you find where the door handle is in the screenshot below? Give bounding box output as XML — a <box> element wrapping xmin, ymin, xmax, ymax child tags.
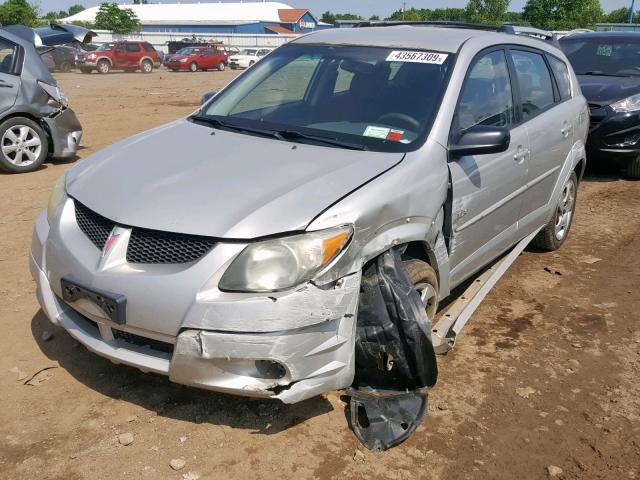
<box><xmin>0</xmin><ymin>81</ymin><xmax>13</xmax><ymax>88</ymax></box>
<box><xmin>560</xmin><ymin>122</ymin><xmax>573</xmax><ymax>138</ymax></box>
<box><xmin>513</xmin><ymin>146</ymin><xmax>529</xmax><ymax>162</ymax></box>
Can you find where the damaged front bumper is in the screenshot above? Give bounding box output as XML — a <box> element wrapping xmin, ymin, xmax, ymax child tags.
<box><xmin>30</xmin><ymin>208</ymin><xmax>360</xmax><ymax>403</ymax></box>
<box><xmin>43</xmin><ymin>107</ymin><xmax>82</xmax><ymax>159</ymax></box>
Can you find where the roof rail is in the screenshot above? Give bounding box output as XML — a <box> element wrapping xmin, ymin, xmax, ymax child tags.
<box><xmin>353</xmin><ymin>21</ymin><xmax>558</xmax><ymax>44</ymax></box>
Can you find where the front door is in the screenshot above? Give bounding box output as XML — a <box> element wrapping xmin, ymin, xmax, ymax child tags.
<box><xmin>0</xmin><ymin>37</ymin><xmax>20</xmax><ymax>115</ymax></box>
<box><xmin>447</xmin><ymin>48</ymin><xmax>529</xmax><ymax>286</ymax></box>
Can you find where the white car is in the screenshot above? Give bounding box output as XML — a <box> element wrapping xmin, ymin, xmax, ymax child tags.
<box><xmin>228</xmin><ymin>47</ymin><xmax>273</xmax><ymax>69</ymax></box>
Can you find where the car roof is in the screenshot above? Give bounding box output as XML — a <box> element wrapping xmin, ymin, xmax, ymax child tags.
<box><xmin>294</xmin><ymin>25</ymin><xmax>554</xmax><ymax>53</ymax></box>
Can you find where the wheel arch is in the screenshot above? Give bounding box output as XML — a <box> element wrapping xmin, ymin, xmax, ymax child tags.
<box><xmin>139</xmin><ymin>56</ymin><xmax>154</xmax><ymax>66</ymax></box>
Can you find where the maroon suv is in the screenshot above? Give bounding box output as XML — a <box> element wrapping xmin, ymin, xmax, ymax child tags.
<box><xmin>78</xmin><ymin>41</ymin><xmax>161</xmax><ymax>74</ymax></box>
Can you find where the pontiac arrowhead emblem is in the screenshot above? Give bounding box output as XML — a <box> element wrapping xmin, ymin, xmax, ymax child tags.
<box><xmin>102</xmin><ymin>231</ymin><xmax>120</xmax><ymax>257</ymax></box>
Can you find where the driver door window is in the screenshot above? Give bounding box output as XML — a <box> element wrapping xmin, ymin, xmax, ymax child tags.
<box><xmin>455</xmin><ymin>50</ymin><xmax>515</xmax><ymax>133</ymax></box>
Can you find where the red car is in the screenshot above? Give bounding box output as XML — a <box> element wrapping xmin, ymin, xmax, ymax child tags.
<box><xmin>166</xmin><ymin>47</ymin><xmax>228</xmax><ymax>72</ymax></box>
<box><xmin>78</xmin><ymin>41</ymin><xmax>161</xmax><ymax>74</ymax></box>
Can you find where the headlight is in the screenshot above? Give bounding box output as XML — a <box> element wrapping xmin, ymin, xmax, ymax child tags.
<box><xmin>87</xmin><ymin>53</ymin><xmax>96</xmax><ymax>60</ymax></box>
<box><xmin>179</xmin><ymin>57</ymin><xmax>189</xmax><ymax>62</ymax></box>
<box><xmin>47</xmin><ymin>172</ymin><xmax>67</xmax><ymax>224</ymax></box>
<box><xmin>219</xmin><ymin>226</ymin><xmax>352</xmax><ymax>292</ymax></box>
<box><xmin>38</xmin><ymin>81</ymin><xmax>68</xmax><ymax>108</ymax></box>
<box><xmin>611</xmin><ymin>93</ymin><xmax>640</xmax><ymax>113</ymax></box>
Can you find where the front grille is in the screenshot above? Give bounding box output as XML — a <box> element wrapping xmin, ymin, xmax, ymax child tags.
<box><xmin>127</xmin><ymin>227</ymin><xmax>216</xmax><ymax>264</ymax></box>
<box><xmin>74</xmin><ymin>201</ymin><xmax>115</xmax><ymax>250</ymax></box>
<box><xmin>112</xmin><ymin>329</ymin><xmax>174</xmax><ymax>354</ymax></box>
<box><xmin>74</xmin><ymin>200</ymin><xmax>216</xmax><ymax>264</ymax></box>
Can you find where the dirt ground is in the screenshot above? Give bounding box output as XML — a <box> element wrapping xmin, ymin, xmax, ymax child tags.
<box><xmin>1</xmin><ymin>69</ymin><xmax>639</xmax><ymax>480</ymax></box>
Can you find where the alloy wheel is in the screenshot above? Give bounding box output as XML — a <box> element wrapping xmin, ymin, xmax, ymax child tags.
<box><xmin>415</xmin><ymin>281</ymin><xmax>438</xmax><ymax>321</ymax></box>
<box><xmin>1</xmin><ymin>125</ymin><xmax>42</xmax><ymax>167</ymax></box>
<box><xmin>554</xmin><ymin>178</ymin><xmax>575</xmax><ymax>241</ymax></box>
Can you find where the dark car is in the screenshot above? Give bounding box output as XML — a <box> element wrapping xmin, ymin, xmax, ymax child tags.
<box><xmin>561</xmin><ymin>32</ymin><xmax>640</xmax><ymax>178</ymax></box>
<box><xmin>37</xmin><ymin>45</ymin><xmax>77</xmax><ymax>72</ymax></box>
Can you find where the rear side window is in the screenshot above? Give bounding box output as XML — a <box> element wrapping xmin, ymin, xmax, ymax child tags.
<box><xmin>143</xmin><ymin>43</ymin><xmax>156</xmax><ymax>52</ymax></box>
<box><xmin>511</xmin><ymin>50</ymin><xmax>555</xmax><ymax>118</ymax></box>
<box><xmin>455</xmin><ymin>50</ymin><xmax>515</xmax><ymax>132</ymax></box>
<box><xmin>548</xmin><ymin>56</ymin><xmax>571</xmax><ymax>100</ymax></box>
<box><xmin>0</xmin><ymin>38</ymin><xmax>18</xmax><ymax>75</ymax></box>
<box><xmin>126</xmin><ymin>43</ymin><xmax>141</xmax><ymax>52</ymax></box>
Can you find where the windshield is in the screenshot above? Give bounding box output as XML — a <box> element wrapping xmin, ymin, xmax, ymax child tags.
<box><xmin>177</xmin><ymin>47</ymin><xmax>200</xmax><ymax>55</ymax></box>
<box><xmin>240</xmin><ymin>49</ymin><xmax>258</xmax><ymax>56</ymax></box>
<box><xmin>96</xmin><ymin>43</ymin><xmax>113</xmax><ymax>51</ymax></box>
<box><xmin>560</xmin><ymin>36</ymin><xmax>640</xmax><ymax>77</ymax></box>
<box><xmin>200</xmin><ymin>44</ymin><xmax>453</xmax><ymax>152</ymax></box>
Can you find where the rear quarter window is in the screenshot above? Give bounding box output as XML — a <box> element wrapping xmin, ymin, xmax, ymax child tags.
<box><xmin>548</xmin><ymin>55</ymin><xmax>571</xmax><ymax>100</ymax></box>
<box><xmin>143</xmin><ymin>43</ymin><xmax>156</xmax><ymax>52</ymax></box>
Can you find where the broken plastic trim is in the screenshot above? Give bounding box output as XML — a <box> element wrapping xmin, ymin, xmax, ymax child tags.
<box><xmin>348</xmin><ymin>247</ymin><xmax>438</xmax><ymax>450</ymax></box>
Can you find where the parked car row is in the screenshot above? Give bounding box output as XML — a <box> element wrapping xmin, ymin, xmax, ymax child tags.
<box><xmin>37</xmin><ymin>40</ymin><xmax>274</xmax><ymax>75</ymax></box>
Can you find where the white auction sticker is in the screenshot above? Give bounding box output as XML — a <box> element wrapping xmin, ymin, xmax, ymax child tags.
<box><xmin>363</xmin><ymin>126</ymin><xmax>391</xmax><ymax>139</ymax></box>
<box><xmin>386</xmin><ymin>50</ymin><xmax>448</xmax><ymax>64</ymax></box>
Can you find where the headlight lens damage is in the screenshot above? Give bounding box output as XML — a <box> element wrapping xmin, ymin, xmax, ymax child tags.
<box><xmin>219</xmin><ymin>226</ymin><xmax>352</xmax><ymax>292</ymax></box>
<box><xmin>611</xmin><ymin>93</ymin><xmax>640</xmax><ymax>113</ymax></box>
<box><xmin>38</xmin><ymin>81</ymin><xmax>69</xmax><ymax>108</ymax></box>
<box><xmin>47</xmin><ymin>172</ymin><xmax>67</xmax><ymax>224</ymax></box>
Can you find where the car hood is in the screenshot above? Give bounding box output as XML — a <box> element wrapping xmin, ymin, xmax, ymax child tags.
<box><xmin>169</xmin><ymin>55</ymin><xmax>190</xmax><ymax>61</ymax></box>
<box><xmin>576</xmin><ymin>74</ymin><xmax>640</xmax><ymax>106</ymax></box>
<box><xmin>66</xmin><ymin>119</ymin><xmax>403</xmax><ymax>239</ymax></box>
<box><xmin>230</xmin><ymin>55</ymin><xmax>253</xmax><ymax>60</ymax></box>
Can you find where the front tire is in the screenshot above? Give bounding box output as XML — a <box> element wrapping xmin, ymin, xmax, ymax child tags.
<box><xmin>80</xmin><ymin>67</ymin><xmax>92</xmax><ymax>74</ymax></box>
<box><xmin>0</xmin><ymin>117</ymin><xmax>48</xmax><ymax>174</ymax></box>
<box><xmin>141</xmin><ymin>59</ymin><xmax>153</xmax><ymax>73</ymax></box>
<box><xmin>404</xmin><ymin>258</ymin><xmax>439</xmax><ymax>323</ymax></box>
<box><xmin>189</xmin><ymin>62</ymin><xmax>198</xmax><ymax>72</ymax></box>
<box><xmin>626</xmin><ymin>156</ymin><xmax>640</xmax><ymax>179</ymax></box>
<box><xmin>97</xmin><ymin>59</ymin><xmax>110</xmax><ymax>74</ymax></box>
<box><xmin>218</xmin><ymin>61</ymin><xmax>226</xmax><ymax>71</ymax></box>
<box><xmin>59</xmin><ymin>60</ymin><xmax>72</xmax><ymax>72</ymax></box>
<box><xmin>531</xmin><ymin>172</ymin><xmax>578</xmax><ymax>251</ymax></box>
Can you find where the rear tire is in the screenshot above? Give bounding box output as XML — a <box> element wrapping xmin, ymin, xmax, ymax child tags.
<box><xmin>189</xmin><ymin>62</ymin><xmax>198</xmax><ymax>72</ymax></box>
<box><xmin>404</xmin><ymin>258</ymin><xmax>439</xmax><ymax>323</ymax></box>
<box><xmin>626</xmin><ymin>156</ymin><xmax>640</xmax><ymax>179</ymax></box>
<box><xmin>531</xmin><ymin>172</ymin><xmax>578</xmax><ymax>251</ymax></box>
<box><xmin>97</xmin><ymin>59</ymin><xmax>110</xmax><ymax>74</ymax></box>
<box><xmin>0</xmin><ymin>117</ymin><xmax>48</xmax><ymax>174</ymax></box>
<box><xmin>141</xmin><ymin>59</ymin><xmax>153</xmax><ymax>73</ymax></box>
<box><xmin>59</xmin><ymin>61</ymin><xmax>72</xmax><ymax>72</ymax></box>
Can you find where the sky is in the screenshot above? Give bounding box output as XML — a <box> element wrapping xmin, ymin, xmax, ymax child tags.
<box><xmin>37</xmin><ymin>0</ymin><xmax>631</xmax><ymax>18</ymax></box>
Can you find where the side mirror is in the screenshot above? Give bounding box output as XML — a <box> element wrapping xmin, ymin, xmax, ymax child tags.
<box><xmin>201</xmin><ymin>90</ymin><xmax>218</xmax><ymax>105</ymax></box>
<box><xmin>449</xmin><ymin>125</ymin><xmax>510</xmax><ymax>157</ymax></box>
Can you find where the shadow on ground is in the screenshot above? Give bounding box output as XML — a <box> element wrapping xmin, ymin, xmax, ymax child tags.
<box><xmin>30</xmin><ymin>310</ymin><xmax>333</xmax><ymax>435</ymax></box>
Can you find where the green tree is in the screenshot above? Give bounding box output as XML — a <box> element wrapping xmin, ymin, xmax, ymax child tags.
<box><xmin>522</xmin><ymin>0</ymin><xmax>603</xmax><ymax>30</ymax></box>
<box><xmin>602</xmin><ymin>7</ymin><xmax>631</xmax><ymax>23</ymax></box>
<box><xmin>369</xmin><ymin>15</ymin><xmax>380</xmax><ymax>21</ymax></box>
<box><xmin>0</xmin><ymin>0</ymin><xmax>39</xmax><ymax>26</ymax></box>
<box><xmin>465</xmin><ymin>0</ymin><xmax>510</xmax><ymax>24</ymax></box>
<box><xmin>67</xmin><ymin>4</ymin><xmax>85</xmax><ymax>16</ymax></box>
<box><xmin>132</xmin><ymin>0</ymin><xmax>148</xmax><ymax>4</ymax></box>
<box><xmin>386</xmin><ymin>7</ymin><xmax>467</xmax><ymax>21</ymax></box>
<box><xmin>94</xmin><ymin>2</ymin><xmax>140</xmax><ymax>33</ymax></box>
<box><xmin>320</xmin><ymin>11</ymin><xmax>362</xmax><ymax>24</ymax></box>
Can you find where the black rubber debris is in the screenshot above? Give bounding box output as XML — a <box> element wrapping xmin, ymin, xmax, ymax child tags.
<box><xmin>348</xmin><ymin>247</ymin><xmax>438</xmax><ymax>450</ymax></box>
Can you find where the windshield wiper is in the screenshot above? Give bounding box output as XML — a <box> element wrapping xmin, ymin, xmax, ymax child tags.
<box><xmin>190</xmin><ymin>115</ymin><xmax>281</xmax><ymax>139</ymax></box>
<box><xmin>577</xmin><ymin>71</ymin><xmax>630</xmax><ymax>78</ymax></box>
<box><xmin>277</xmin><ymin>130</ymin><xmax>367</xmax><ymax>151</ymax></box>
<box><xmin>191</xmin><ymin>115</ymin><xmax>367</xmax><ymax>150</ymax></box>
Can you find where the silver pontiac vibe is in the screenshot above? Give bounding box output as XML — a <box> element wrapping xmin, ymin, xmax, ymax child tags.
<box><xmin>31</xmin><ymin>25</ymin><xmax>588</xmax><ymax>403</ymax></box>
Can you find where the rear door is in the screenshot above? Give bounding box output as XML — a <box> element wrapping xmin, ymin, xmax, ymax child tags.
<box><xmin>509</xmin><ymin>48</ymin><xmax>572</xmax><ymax>223</ymax></box>
<box><xmin>0</xmin><ymin>37</ymin><xmax>20</xmax><ymax>115</ymax></box>
<box><xmin>126</xmin><ymin>43</ymin><xmax>141</xmax><ymax>67</ymax></box>
<box><xmin>447</xmin><ymin>48</ymin><xmax>529</xmax><ymax>285</ymax></box>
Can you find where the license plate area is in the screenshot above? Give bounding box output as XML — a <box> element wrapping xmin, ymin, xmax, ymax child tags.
<box><xmin>61</xmin><ymin>277</ymin><xmax>126</xmax><ymax>325</ymax></box>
